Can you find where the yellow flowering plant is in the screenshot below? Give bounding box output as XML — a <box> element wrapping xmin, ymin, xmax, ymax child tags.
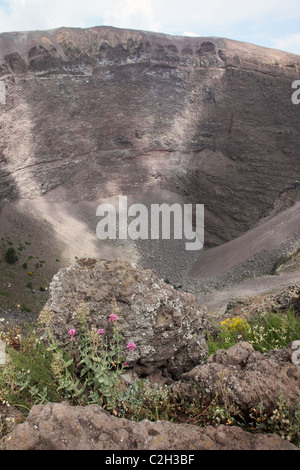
<box><xmin>220</xmin><ymin>317</ymin><xmax>250</xmax><ymax>337</ymax></box>
<box><xmin>207</xmin><ymin>308</ymin><xmax>300</xmax><ymax>356</ymax></box>
<box><xmin>207</xmin><ymin>316</ymin><xmax>251</xmax><ymax>355</ymax></box>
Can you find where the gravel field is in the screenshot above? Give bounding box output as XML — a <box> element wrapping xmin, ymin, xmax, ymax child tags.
<box><xmin>0</xmin><ymin>195</ymin><xmax>299</xmax><ymax>328</ymax></box>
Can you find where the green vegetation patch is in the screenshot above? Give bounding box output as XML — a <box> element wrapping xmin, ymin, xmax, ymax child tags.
<box><xmin>207</xmin><ymin>309</ymin><xmax>300</xmax><ymax>355</ymax></box>
<box><xmin>4</xmin><ymin>247</ymin><xmax>18</xmax><ymax>264</ymax></box>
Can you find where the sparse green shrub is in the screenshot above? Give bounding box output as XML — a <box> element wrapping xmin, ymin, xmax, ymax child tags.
<box><xmin>0</xmin><ymin>327</ymin><xmax>61</xmax><ymax>410</ymax></box>
<box><xmin>173</xmin><ymin>284</ymin><xmax>182</xmax><ymax>290</ymax></box>
<box><xmin>248</xmin><ymin>396</ymin><xmax>300</xmax><ymax>445</ymax></box>
<box><xmin>114</xmin><ymin>379</ymin><xmax>174</xmax><ymax>422</ymax></box>
<box><xmin>20</xmin><ymin>304</ymin><xmax>31</xmax><ymax>313</ymax></box>
<box><xmin>4</xmin><ymin>247</ymin><xmax>18</xmax><ymax>264</ymax></box>
<box><xmin>113</xmin><ymin>380</ymin><xmax>243</xmax><ymax>427</ymax></box>
<box><xmin>2</xmin><ymin>300</ymin><xmax>137</xmax><ymax>411</ymax></box>
<box><xmin>0</xmin><ymin>292</ymin><xmax>10</xmax><ymax>298</ymax></box>
<box><xmin>247</xmin><ymin>309</ymin><xmax>300</xmax><ymax>353</ymax></box>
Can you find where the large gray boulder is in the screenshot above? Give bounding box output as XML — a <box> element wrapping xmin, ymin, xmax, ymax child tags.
<box><xmin>38</xmin><ymin>258</ymin><xmax>208</xmax><ymax>378</ymax></box>
<box><xmin>3</xmin><ymin>402</ymin><xmax>297</xmax><ymax>450</ymax></box>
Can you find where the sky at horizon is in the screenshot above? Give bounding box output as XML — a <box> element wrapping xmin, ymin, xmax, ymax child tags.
<box><xmin>0</xmin><ymin>0</ymin><xmax>299</xmax><ymax>55</ymax></box>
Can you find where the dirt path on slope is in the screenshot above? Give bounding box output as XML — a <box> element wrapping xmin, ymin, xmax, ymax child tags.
<box><xmin>198</xmin><ymin>270</ymin><xmax>300</xmax><ymax>313</ymax></box>
<box><xmin>190</xmin><ymin>202</ymin><xmax>300</xmax><ymax>279</ymax></box>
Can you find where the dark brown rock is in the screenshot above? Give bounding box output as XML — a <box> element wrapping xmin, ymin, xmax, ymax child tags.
<box><xmin>171</xmin><ymin>342</ymin><xmax>300</xmax><ymax>412</ymax></box>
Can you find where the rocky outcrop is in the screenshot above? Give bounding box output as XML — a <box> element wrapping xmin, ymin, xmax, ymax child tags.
<box><xmin>38</xmin><ymin>258</ymin><xmax>208</xmax><ymax>379</ymax></box>
<box><xmin>3</xmin><ymin>401</ymin><xmax>297</xmax><ymax>450</ymax></box>
<box><xmin>224</xmin><ymin>284</ymin><xmax>300</xmax><ymax>319</ymax></box>
<box><xmin>171</xmin><ymin>342</ymin><xmax>300</xmax><ymax>412</ymax></box>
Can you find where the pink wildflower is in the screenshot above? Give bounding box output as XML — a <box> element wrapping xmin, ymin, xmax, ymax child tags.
<box><xmin>68</xmin><ymin>329</ymin><xmax>76</xmax><ymax>341</ymax></box>
<box><xmin>126</xmin><ymin>342</ymin><xmax>136</xmax><ymax>352</ymax></box>
<box><xmin>98</xmin><ymin>329</ymin><xmax>104</xmax><ymax>335</ymax></box>
<box><xmin>112</xmin><ymin>298</ymin><xmax>116</xmax><ymax>302</ymax></box>
<box><xmin>108</xmin><ymin>314</ymin><xmax>119</xmax><ymax>322</ymax></box>
<box><xmin>123</xmin><ymin>362</ymin><xmax>127</xmax><ymax>366</ymax></box>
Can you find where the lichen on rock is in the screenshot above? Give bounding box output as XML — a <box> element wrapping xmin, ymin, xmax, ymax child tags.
<box><xmin>38</xmin><ymin>258</ymin><xmax>208</xmax><ymax>379</ymax></box>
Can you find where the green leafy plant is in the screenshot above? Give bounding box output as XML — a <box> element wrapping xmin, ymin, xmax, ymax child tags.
<box><xmin>113</xmin><ymin>380</ymin><xmax>243</xmax><ymax>428</ymax></box>
<box><xmin>0</xmin><ymin>300</ymin><xmax>137</xmax><ymax>413</ymax></box>
<box><xmin>248</xmin><ymin>395</ymin><xmax>300</xmax><ymax>445</ymax></box>
<box><xmin>207</xmin><ymin>309</ymin><xmax>300</xmax><ymax>355</ymax></box>
<box><xmin>0</xmin><ymin>292</ymin><xmax>10</xmax><ymax>298</ymax></box>
<box><xmin>20</xmin><ymin>304</ymin><xmax>31</xmax><ymax>313</ymax></box>
<box><xmin>207</xmin><ymin>316</ymin><xmax>251</xmax><ymax>355</ymax></box>
<box><xmin>40</xmin><ymin>300</ymin><xmax>137</xmax><ymax>408</ymax></box>
<box><xmin>114</xmin><ymin>379</ymin><xmax>174</xmax><ymax>422</ymax></box>
<box><xmin>73</xmin><ymin>301</ymin><xmax>135</xmax><ymax>406</ymax></box>
<box><xmin>247</xmin><ymin>309</ymin><xmax>300</xmax><ymax>353</ymax></box>
<box><xmin>0</xmin><ymin>327</ymin><xmax>61</xmax><ymax>409</ymax></box>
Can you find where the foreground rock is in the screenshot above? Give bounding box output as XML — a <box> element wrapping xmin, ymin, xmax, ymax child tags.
<box><xmin>38</xmin><ymin>258</ymin><xmax>208</xmax><ymax>379</ymax></box>
<box><xmin>171</xmin><ymin>342</ymin><xmax>300</xmax><ymax>412</ymax></box>
<box><xmin>3</xmin><ymin>402</ymin><xmax>297</xmax><ymax>450</ymax></box>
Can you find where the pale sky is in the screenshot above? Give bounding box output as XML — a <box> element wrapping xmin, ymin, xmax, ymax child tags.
<box><xmin>0</xmin><ymin>0</ymin><xmax>300</xmax><ymax>55</ymax></box>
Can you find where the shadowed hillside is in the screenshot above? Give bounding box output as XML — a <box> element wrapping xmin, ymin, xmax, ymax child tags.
<box><xmin>0</xmin><ymin>26</ymin><xmax>299</xmax><ymax>316</ymax></box>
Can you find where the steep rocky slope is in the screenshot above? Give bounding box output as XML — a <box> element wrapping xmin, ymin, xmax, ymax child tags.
<box><xmin>0</xmin><ymin>26</ymin><xmax>300</xmax><ymax>315</ymax></box>
<box><xmin>1</xmin><ymin>26</ymin><xmax>300</xmax><ymax>240</ymax></box>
